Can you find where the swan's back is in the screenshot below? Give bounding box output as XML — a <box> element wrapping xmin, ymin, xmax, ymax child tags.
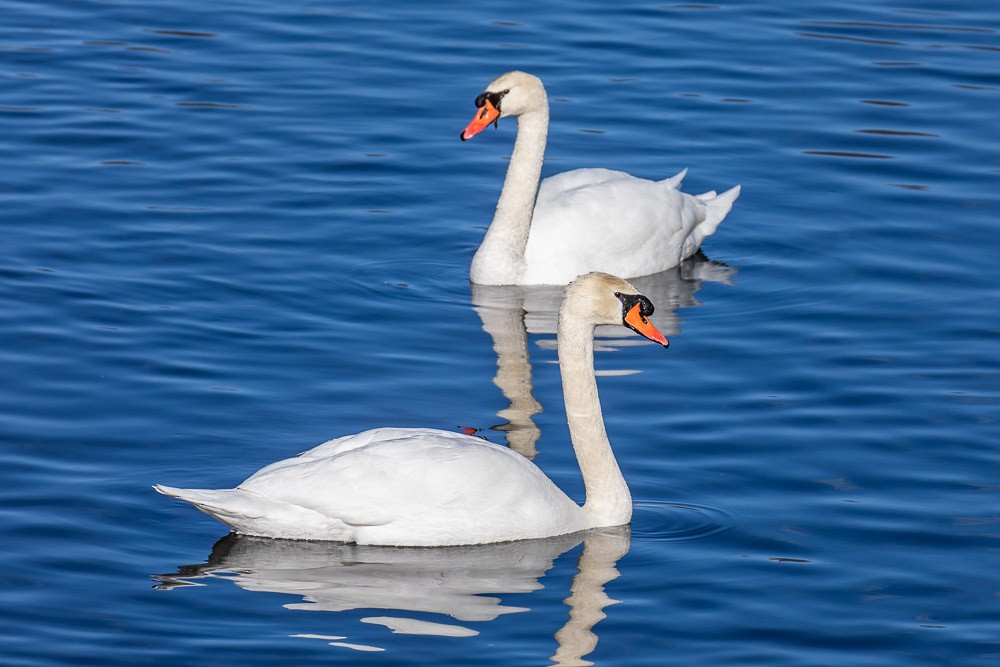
<box><xmin>523</xmin><ymin>168</ymin><xmax>739</xmax><ymax>284</ymax></box>
<box><xmin>157</xmin><ymin>428</ymin><xmax>583</xmax><ymax>546</ymax></box>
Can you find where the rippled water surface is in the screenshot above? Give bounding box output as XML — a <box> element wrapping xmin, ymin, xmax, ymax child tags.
<box><xmin>2</xmin><ymin>1</ymin><xmax>998</xmax><ymax>665</ymax></box>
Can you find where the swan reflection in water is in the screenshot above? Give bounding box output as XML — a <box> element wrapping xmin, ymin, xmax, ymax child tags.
<box><xmin>155</xmin><ymin>526</ymin><xmax>630</xmax><ymax>665</ymax></box>
<box><xmin>471</xmin><ymin>251</ymin><xmax>736</xmax><ymax>458</ymax></box>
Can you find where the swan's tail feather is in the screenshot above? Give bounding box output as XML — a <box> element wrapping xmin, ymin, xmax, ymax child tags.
<box><xmin>155</xmin><ymin>483</ymin><xmax>239</xmax><ymax>507</ymax></box>
<box><xmin>697</xmin><ymin>184</ymin><xmax>741</xmax><ymax>238</ymax></box>
<box><xmin>154</xmin><ymin>484</ymin><xmax>269</xmax><ymax>531</ymax></box>
<box><xmin>154</xmin><ymin>484</ymin><xmax>348</xmax><ymax>539</ymax></box>
<box><xmin>660</xmin><ymin>168</ymin><xmax>688</xmax><ymax>188</ymax></box>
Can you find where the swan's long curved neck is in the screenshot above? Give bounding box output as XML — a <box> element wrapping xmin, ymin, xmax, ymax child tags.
<box><xmin>558</xmin><ymin>314</ymin><xmax>632</xmax><ymax>528</ymax></box>
<box><xmin>470</xmin><ymin>105</ymin><xmax>549</xmax><ymax>285</ymax></box>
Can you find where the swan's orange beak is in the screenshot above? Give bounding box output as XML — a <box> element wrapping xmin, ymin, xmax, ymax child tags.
<box><xmin>624</xmin><ymin>303</ymin><xmax>669</xmax><ymax>347</ymax></box>
<box><xmin>461</xmin><ymin>99</ymin><xmax>501</xmax><ymax>141</ymax></box>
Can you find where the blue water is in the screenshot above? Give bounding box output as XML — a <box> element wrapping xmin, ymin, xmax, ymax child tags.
<box><xmin>2</xmin><ymin>0</ymin><xmax>998</xmax><ymax>665</ymax></box>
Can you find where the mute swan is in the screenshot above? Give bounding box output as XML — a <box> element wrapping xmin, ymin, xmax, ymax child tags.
<box><xmin>461</xmin><ymin>70</ymin><xmax>741</xmax><ymax>286</ymax></box>
<box><xmin>155</xmin><ymin>272</ymin><xmax>669</xmax><ymax>546</ymax></box>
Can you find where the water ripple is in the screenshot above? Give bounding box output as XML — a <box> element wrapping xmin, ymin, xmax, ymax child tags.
<box><xmin>631</xmin><ymin>501</ymin><xmax>739</xmax><ymax>542</ymax></box>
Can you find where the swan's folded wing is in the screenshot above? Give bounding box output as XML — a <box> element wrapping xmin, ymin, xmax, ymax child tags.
<box><xmin>528</xmin><ymin>170</ymin><xmax>704</xmax><ymax>282</ymax></box>
<box><xmin>238</xmin><ymin>431</ymin><xmax>571</xmax><ymax>531</ymax></box>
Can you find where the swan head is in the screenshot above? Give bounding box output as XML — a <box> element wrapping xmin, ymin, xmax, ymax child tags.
<box><xmin>460</xmin><ymin>71</ymin><xmax>548</xmax><ymax>141</ymax></box>
<box><xmin>562</xmin><ymin>273</ymin><xmax>669</xmax><ymax>347</ymax></box>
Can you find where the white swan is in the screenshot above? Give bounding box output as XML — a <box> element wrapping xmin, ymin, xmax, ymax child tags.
<box><xmin>461</xmin><ymin>70</ymin><xmax>741</xmax><ymax>286</ymax></box>
<box><xmin>155</xmin><ymin>272</ymin><xmax>669</xmax><ymax>546</ymax></box>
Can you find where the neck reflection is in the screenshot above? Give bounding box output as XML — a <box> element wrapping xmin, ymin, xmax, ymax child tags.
<box><xmin>470</xmin><ymin>252</ymin><xmax>736</xmax><ymax>459</ymax></box>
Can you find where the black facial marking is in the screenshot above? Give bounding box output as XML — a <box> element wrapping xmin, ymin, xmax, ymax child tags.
<box><xmin>474</xmin><ymin>89</ymin><xmax>508</xmax><ymax>112</ymax></box>
<box><xmin>615</xmin><ymin>291</ymin><xmax>655</xmax><ymax>324</ymax></box>
<box><xmin>615</xmin><ymin>292</ymin><xmax>655</xmax><ymax>317</ymax></box>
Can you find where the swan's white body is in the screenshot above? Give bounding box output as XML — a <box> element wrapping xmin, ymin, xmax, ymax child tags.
<box><xmin>157</xmin><ymin>427</ymin><xmax>582</xmax><ymax>545</ymax></box>
<box><xmin>462</xmin><ymin>71</ymin><xmax>740</xmax><ymax>286</ymax></box>
<box><xmin>156</xmin><ymin>273</ymin><xmax>668</xmax><ymax>546</ymax></box>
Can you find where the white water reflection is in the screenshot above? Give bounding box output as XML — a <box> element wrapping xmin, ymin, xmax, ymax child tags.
<box><xmin>470</xmin><ymin>252</ymin><xmax>736</xmax><ymax>458</ymax></box>
<box><xmin>155</xmin><ymin>527</ymin><xmax>630</xmax><ymax>665</ymax></box>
